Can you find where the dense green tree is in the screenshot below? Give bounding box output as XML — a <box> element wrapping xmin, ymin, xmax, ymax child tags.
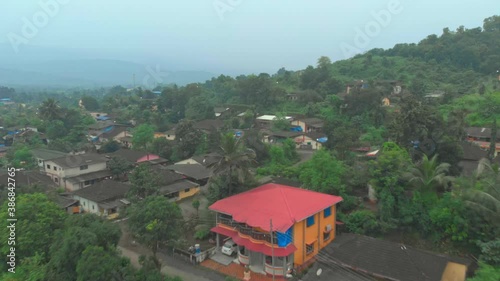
<box><xmin>80</xmin><ymin>95</ymin><xmax>99</xmax><ymax>111</ymax></box>
<box><xmin>76</xmin><ymin>246</ymin><xmax>129</xmax><ymax>281</ymax></box>
<box><xmin>132</xmin><ymin>124</ymin><xmax>155</xmax><ymax>150</ymax></box>
<box><xmin>405</xmin><ymin>154</ymin><xmax>453</xmax><ymax>200</ymax></box>
<box><xmin>208</xmin><ymin>133</ymin><xmax>257</xmax><ymax>196</ymax></box>
<box><xmin>271</xmin><ymin>112</ymin><xmax>291</xmax><ymax>131</ymax></box>
<box><xmin>39</xmin><ymin>98</ymin><xmax>63</xmax><ymax>120</ymax></box>
<box><xmin>0</xmin><ymin>194</ymin><xmax>66</xmax><ymax>267</ymax></box>
<box><xmin>127</xmin><ymin>196</ymin><xmax>183</xmax><ymax>262</ymax></box>
<box><xmin>150</xmin><ymin>137</ymin><xmax>173</xmax><ymax>159</ymax></box>
<box><xmin>369</xmin><ymin>142</ymin><xmax>412</xmax><ymax>230</ymax></box>
<box><xmin>46</xmin><ymin>120</ymin><xmax>68</xmax><ymax>140</ymax></box>
<box><xmin>174</xmin><ymin>120</ymin><xmax>204</xmax><ymax>159</ymax></box>
<box><xmin>128</xmin><ymin>164</ymin><xmax>161</xmax><ymax>199</ymax></box>
<box><xmin>185</xmin><ymin>95</ymin><xmax>214</xmax><ymax>121</ymax></box>
<box><xmin>46</xmin><ymin>227</ymin><xmax>99</xmax><ymax>281</ymax></box>
<box><xmin>298</xmin><ymin>150</ymin><xmax>346</xmax><ymax>195</ymax></box>
<box><xmin>468</xmin><ymin>262</ymin><xmax>500</xmax><ymax>281</ymax></box>
<box><xmin>108</xmin><ymin>156</ymin><xmax>134</xmax><ymax>180</ymax></box>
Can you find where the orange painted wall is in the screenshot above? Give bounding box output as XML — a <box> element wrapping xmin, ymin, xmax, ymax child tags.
<box><xmin>292</xmin><ymin>205</ymin><xmax>337</xmax><ymax>266</ymax></box>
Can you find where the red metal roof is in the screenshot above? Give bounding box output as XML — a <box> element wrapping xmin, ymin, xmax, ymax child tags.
<box><xmin>209</xmin><ymin>183</ymin><xmax>343</xmax><ymax>233</ymax></box>
<box><xmin>211</xmin><ymin>226</ymin><xmax>297</xmax><ymax>257</ymax></box>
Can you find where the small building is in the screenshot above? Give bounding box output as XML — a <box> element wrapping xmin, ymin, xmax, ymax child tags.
<box><xmin>175</xmin><ymin>152</ymin><xmax>221</xmax><ymax>166</ymax></box>
<box><xmin>193</xmin><ymin>119</ymin><xmax>225</xmax><ymax>133</ymax></box>
<box><xmin>163</xmin><ymin>129</ymin><xmax>176</xmax><ymax>141</ymax></box>
<box><xmin>261</xmin><ymin>130</ymin><xmax>303</xmax><ymax>144</ymax></box>
<box><xmin>210</xmin><ymin>183</ymin><xmax>343</xmax><ymax>276</ymax></box>
<box><xmin>295</xmin><ymin>132</ymin><xmax>327</xmax><ymax>150</ymax></box>
<box><xmin>107</xmin><ymin>149</ymin><xmax>162</xmax><ymax>165</ymax></box>
<box><xmin>0</xmin><ymin>170</ymin><xmax>56</xmax><ymax>190</ymax></box>
<box><xmin>72</xmin><ymin>180</ymin><xmax>131</xmax><ymax>219</ymax></box>
<box><xmin>43</xmin><ymin>153</ymin><xmax>110</xmax><ymax>191</ymax></box>
<box><xmin>214</xmin><ymin>107</ymin><xmax>231</xmax><ymax>118</ymax></box>
<box><xmin>32</xmin><ymin>148</ymin><xmax>68</xmax><ymax>171</ymax></box>
<box><xmin>256</xmin><ymin>115</ymin><xmax>293</xmax><ymax>129</ymax></box>
<box><xmin>118</xmin><ymin>136</ymin><xmax>133</xmax><ymax>148</ymax></box>
<box><xmin>458</xmin><ymin>142</ymin><xmax>490</xmax><ymax>176</ymax></box>
<box><xmin>160</xmin><ymin>179</ymin><xmax>200</xmax><ymax>201</ymax></box>
<box><xmin>56</xmin><ymin>195</ymin><xmax>80</xmax><ymax>214</ymax></box>
<box><xmin>165</xmin><ymin>164</ymin><xmax>212</xmax><ymax>186</ymax></box>
<box><xmin>290</xmin><ymin>118</ymin><xmax>324</xmax><ymax>133</ymax></box>
<box><xmin>89</xmin><ymin>112</ymin><xmax>110</xmax><ymax>119</ymax></box>
<box><xmin>99</xmin><ymin>126</ymin><xmax>131</xmax><ymax>143</ymax></box>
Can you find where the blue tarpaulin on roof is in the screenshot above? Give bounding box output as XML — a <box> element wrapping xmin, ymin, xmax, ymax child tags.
<box><xmin>103</xmin><ymin>126</ymin><xmax>114</xmax><ymax>132</ymax></box>
<box><xmin>96</xmin><ymin>116</ymin><xmax>110</xmax><ymax>121</ymax></box>
<box><xmin>317</xmin><ymin>137</ymin><xmax>328</xmax><ymax>143</ymax></box>
<box><xmin>290</xmin><ymin>126</ymin><xmax>303</xmax><ymax>132</ymax></box>
<box><xmin>277</xmin><ymin>227</ymin><xmax>293</xmax><ymax>247</ymax></box>
<box><xmin>235</xmin><ymin>131</ymin><xmax>242</xmax><ymax>137</ymax></box>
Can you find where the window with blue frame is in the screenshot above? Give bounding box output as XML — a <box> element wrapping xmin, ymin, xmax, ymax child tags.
<box><xmin>306</xmin><ymin>215</ymin><xmax>315</xmax><ymax>227</ymax></box>
<box><xmin>324</xmin><ymin>207</ymin><xmax>332</xmax><ymax>218</ymax></box>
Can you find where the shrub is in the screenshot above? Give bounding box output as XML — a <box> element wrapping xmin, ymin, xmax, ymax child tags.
<box><xmin>194</xmin><ymin>228</ymin><xmax>210</xmax><ymax>240</ymax></box>
<box><xmin>344</xmin><ymin>210</ymin><xmax>379</xmax><ymax>235</ymax></box>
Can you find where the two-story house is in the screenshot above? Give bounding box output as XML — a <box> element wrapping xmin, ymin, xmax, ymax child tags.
<box><xmin>32</xmin><ymin>148</ymin><xmax>68</xmax><ymax>171</ymax></box>
<box><xmin>44</xmin><ymin>153</ymin><xmax>111</xmax><ymax>191</ymax></box>
<box><xmin>209</xmin><ymin>183</ymin><xmax>343</xmax><ymax>277</ymax></box>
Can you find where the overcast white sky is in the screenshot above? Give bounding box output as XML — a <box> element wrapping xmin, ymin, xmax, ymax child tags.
<box><xmin>0</xmin><ymin>0</ymin><xmax>497</xmax><ymax>74</ymax></box>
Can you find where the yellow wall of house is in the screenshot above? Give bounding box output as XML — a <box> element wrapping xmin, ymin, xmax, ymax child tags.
<box><xmin>154</xmin><ymin>132</ymin><xmax>166</xmax><ymax>138</ymax></box>
<box><xmin>292</xmin><ymin>205</ymin><xmax>337</xmax><ymax>266</ymax></box>
<box><xmin>179</xmin><ymin>186</ymin><xmax>200</xmax><ymax>200</ymax></box>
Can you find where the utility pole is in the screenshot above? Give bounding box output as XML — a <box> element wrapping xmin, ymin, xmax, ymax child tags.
<box><xmin>270</xmin><ymin>219</ymin><xmax>275</xmax><ymax>281</ymax></box>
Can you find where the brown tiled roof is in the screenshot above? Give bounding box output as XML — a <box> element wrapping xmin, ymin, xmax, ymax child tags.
<box><xmin>31</xmin><ymin>148</ymin><xmax>68</xmax><ymax>160</ymax></box>
<box><xmin>100</xmin><ymin>126</ymin><xmax>127</xmax><ymax>139</ymax></box>
<box><xmin>159</xmin><ymin>179</ymin><xmax>199</xmax><ymax>195</ymax></box>
<box><xmin>165</xmin><ymin>164</ymin><xmax>212</xmax><ymax>180</ymax></box>
<box><xmin>299</xmin><ymin>117</ymin><xmax>324</xmax><ymax>126</ymax></box>
<box><xmin>65</xmin><ymin>169</ymin><xmax>112</xmax><ymax>183</ymax></box>
<box><xmin>321</xmin><ymin>233</ymin><xmax>472</xmax><ymax>281</ymax></box>
<box><xmin>48</xmin><ymin>153</ymin><xmax>108</xmax><ymax>169</ymax></box>
<box><xmin>465</xmin><ymin>127</ymin><xmax>500</xmax><ymax>138</ymax></box>
<box><xmin>72</xmin><ymin>180</ymin><xmax>130</xmax><ymax>203</ymax></box>
<box><xmin>302</xmin><ymin>260</ymin><xmax>374</xmax><ymax>281</ymax></box>
<box><xmin>193</xmin><ymin>119</ymin><xmax>225</xmax><ymax>131</ymax></box>
<box><xmin>153</xmin><ymin>166</ymin><xmax>185</xmax><ymax>185</ymax></box>
<box><xmin>191</xmin><ymin>152</ymin><xmax>221</xmax><ymax>166</ymax></box>
<box><xmin>267</xmin><ymin>131</ymin><xmax>304</xmax><ymax>138</ymax></box>
<box><xmin>108</xmin><ymin>149</ymin><xmax>157</xmax><ymax>163</ymax></box>
<box><xmin>0</xmin><ymin>170</ymin><xmax>56</xmax><ymax>188</ymax></box>
<box><xmin>460</xmin><ymin>142</ymin><xmax>487</xmax><ymax>161</ymax></box>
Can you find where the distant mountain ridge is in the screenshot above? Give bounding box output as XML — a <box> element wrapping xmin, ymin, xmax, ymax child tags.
<box><xmin>0</xmin><ymin>59</ymin><xmax>217</xmax><ymax>88</ymax></box>
<box><xmin>0</xmin><ymin>43</ymin><xmax>217</xmax><ymax>87</ymax></box>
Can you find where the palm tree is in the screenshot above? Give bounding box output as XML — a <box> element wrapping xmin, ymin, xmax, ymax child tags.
<box><xmin>39</xmin><ymin>98</ymin><xmax>62</xmax><ymax>120</ymax></box>
<box><xmin>405</xmin><ymin>154</ymin><xmax>453</xmax><ymax>197</ymax></box>
<box><xmin>208</xmin><ymin>133</ymin><xmax>257</xmax><ymax>197</ymax></box>
<box><xmin>462</xmin><ymin>158</ymin><xmax>500</xmax><ymax>228</ymax></box>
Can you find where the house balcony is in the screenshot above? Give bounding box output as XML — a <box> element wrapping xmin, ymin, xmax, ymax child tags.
<box><xmin>238</xmin><ymin>250</ymin><xmax>250</xmax><ymax>265</ymax></box>
<box><xmin>218</xmin><ymin>217</ymin><xmax>277</xmax><ymax>245</ymax></box>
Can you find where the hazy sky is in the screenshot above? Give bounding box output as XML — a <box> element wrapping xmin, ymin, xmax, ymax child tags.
<box><xmin>0</xmin><ymin>0</ymin><xmax>497</xmax><ymax>74</ymax></box>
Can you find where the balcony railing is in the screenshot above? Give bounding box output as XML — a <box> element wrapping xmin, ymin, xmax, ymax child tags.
<box><xmin>218</xmin><ymin>217</ymin><xmax>277</xmax><ymax>244</ymax></box>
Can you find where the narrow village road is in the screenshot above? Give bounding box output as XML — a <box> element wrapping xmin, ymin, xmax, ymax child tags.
<box><xmin>117</xmin><ymin>221</ymin><xmax>226</xmax><ymax>281</ymax></box>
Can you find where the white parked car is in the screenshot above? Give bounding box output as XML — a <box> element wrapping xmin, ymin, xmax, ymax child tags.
<box><xmin>221</xmin><ymin>239</ymin><xmax>237</xmax><ymax>256</ymax></box>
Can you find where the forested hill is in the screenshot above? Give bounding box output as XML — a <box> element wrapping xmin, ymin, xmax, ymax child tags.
<box><xmin>257</xmin><ymin>15</ymin><xmax>500</xmax><ymax>101</ymax></box>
